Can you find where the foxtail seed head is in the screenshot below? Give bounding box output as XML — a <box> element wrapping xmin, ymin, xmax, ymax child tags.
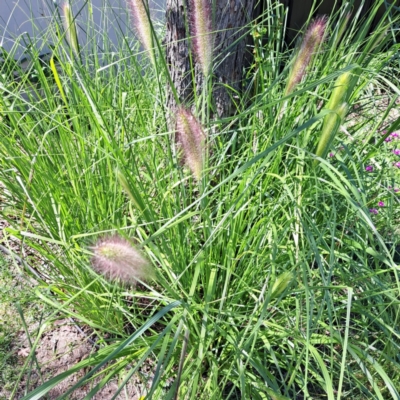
<box><xmin>127</xmin><ymin>0</ymin><xmax>155</xmax><ymax>66</ymax></box>
<box><xmin>189</xmin><ymin>0</ymin><xmax>214</xmax><ymax>77</ymax></box>
<box><xmin>62</xmin><ymin>2</ymin><xmax>79</xmax><ymax>55</ymax></box>
<box><xmin>90</xmin><ymin>235</ymin><xmax>154</xmax><ymax>285</ymax></box>
<box><xmin>176</xmin><ymin>107</ymin><xmax>207</xmax><ymax>180</ymax></box>
<box><xmin>285</xmin><ymin>16</ymin><xmax>327</xmax><ymax>95</ymax></box>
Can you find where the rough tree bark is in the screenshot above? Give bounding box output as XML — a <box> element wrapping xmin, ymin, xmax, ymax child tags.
<box><xmin>165</xmin><ymin>0</ymin><xmax>256</xmax><ymax>118</ymax></box>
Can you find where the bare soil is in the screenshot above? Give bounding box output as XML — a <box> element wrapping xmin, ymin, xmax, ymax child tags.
<box><xmin>0</xmin><ymin>219</ymin><xmax>146</xmax><ymax>400</ymax></box>
<box><xmin>14</xmin><ymin>319</ymin><xmax>144</xmax><ymax>400</ymax></box>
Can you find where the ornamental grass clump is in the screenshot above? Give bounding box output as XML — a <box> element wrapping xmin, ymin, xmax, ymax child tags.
<box><xmin>285</xmin><ymin>16</ymin><xmax>327</xmax><ymax>95</ymax></box>
<box><xmin>127</xmin><ymin>0</ymin><xmax>155</xmax><ymax>66</ymax></box>
<box><xmin>176</xmin><ymin>106</ymin><xmax>207</xmax><ymax>180</ymax></box>
<box><xmin>189</xmin><ymin>0</ymin><xmax>214</xmax><ymax>77</ymax></box>
<box><xmin>62</xmin><ymin>2</ymin><xmax>79</xmax><ymax>55</ymax></box>
<box><xmin>90</xmin><ymin>235</ymin><xmax>154</xmax><ymax>284</ymax></box>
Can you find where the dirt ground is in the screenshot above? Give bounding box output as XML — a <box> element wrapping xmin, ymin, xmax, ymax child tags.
<box><xmin>0</xmin><ymin>219</ymin><xmax>147</xmax><ymax>400</ymax></box>
<box><xmin>14</xmin><ymin>319</ymin><xmax>146</xmax><ymax>400</ymax></box>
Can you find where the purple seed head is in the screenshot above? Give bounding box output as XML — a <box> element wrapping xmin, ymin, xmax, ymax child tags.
<box><xmin>176</xmin><ymin>107</ymin><xmax>207</xmax><ymax>180</ymax></box>
<box><xmin>285</xmin><ymin>15</ymin><xmax>328</xmax><ymax>95</ymax></box>
<box><xmin>189</xmin><ymin>0</ymin><xmax>214</xmax><ymax>77</ymax></box>
<box><xmin>90</xmin><ymin>235</ymin><xmax>154</xmax><ymax>284</ymax></box>
<box><xmin>365</xmin><ymin>165</ymin><xmax>373</xmax><ymax>172</ymax></box>
<box><xmin>127</xmin><ymin>0</ymin><xmax>155</xmax><ymax>65</ymax></box>
<box><xmin>378</xmin><ymin>201</ymin><xmax>385</xmax><ymax>207</ymax></box>
<box><xmin>369</xmin><ymin>208</ymin><xmax>378</xmax><ymax>214</ymax></box>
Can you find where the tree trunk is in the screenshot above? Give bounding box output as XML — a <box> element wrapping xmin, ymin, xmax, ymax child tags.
<box><xmin>165</xmin><ymin>0</ymin><xmax>256</xmax><ymax>118</ymax></box>
<box><xmin>164</xmin><ymin>0</ymin><xmax>398</xmax><ymax>120</ymax></box>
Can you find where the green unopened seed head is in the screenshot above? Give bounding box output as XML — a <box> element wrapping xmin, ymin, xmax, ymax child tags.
<box><xmin>326</xmin><ymin>71</ymin><xmax>352</xmax><ymax>110</ymax></box>
<box><xmin>270</xmin><ymin>271</ymin><xmax>294</xmax><ymax>300</ymax></box>
<box><xmin>62</xmin><ymin>2</ymin><xmax>79</xmax><ymax>55</ymax></box>
<box><xmin>315</xmin><ymin>102</ymin><xmax>348</xmax><ymax>161</ymax></box>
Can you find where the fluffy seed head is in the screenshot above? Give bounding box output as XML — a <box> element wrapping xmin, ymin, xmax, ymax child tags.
<box><xmin>285</xmin><ymin>16</ymin><xmax>327</xmax><ymax>95</ymax></box>
<box><xmin>127</xmin><ymin>0</ymin><xmax>155</xmax><ymax>66</ymax></box>
<box><xmin>62</xmin><ymin>2</ymin><xmax>79</xmax><ymax>55</ymax></box>
<box><xmin>189</xmin><ymin>0</ymin><xmax>214</xmax><ymax>77</ymax></box>
<box><xmin>176</xmin><ymin>107</ymin><xmax>207</xmax><ymax>180</ymax></box>
<box><xmin>90</xmin><ymin>235</ymin><xmax>154</xmax><ymax>284</ymax></box>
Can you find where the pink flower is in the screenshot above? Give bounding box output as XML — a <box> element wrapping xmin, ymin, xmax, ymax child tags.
<box><xmin>393</xmin><ymin>149</ymin><xmax>400</xmax><ymax>156</ymax></box>
<box><xmin>378</xmin><ymin>201</ymin><xmax>385</xmax><ymax>207</ymax></box>
<box><xmin>369</xmin><ymin>208</ymin><xmax>378</xmax><ymax>214</ymax></box>
<box><xmin>391</xmin><ymin>132</ymin><xmax>399</xmax><ymax>138</ymax></box>
<box><xmin>329</xmin><ymin>152</ymin><xmax>334</xmax><ymax>158</ymax></box>
<box><xmin>395</xmin><ymin>162</ymin><xmax>400</xmax><ymax>168</ymax></box>
<box><xmin>365</xmin><ymin>165</ymin><xmax>373</xmax><ymax>172</ymax></box>
<box><xmin>395</xmin><ymin>188</ymin><xmax>400</xmax><ymax>193</ymax></box>
<box><xmin>385</xmin><ymin>137</ymin><xmax>393</xmax><ymax>142</ymax></box>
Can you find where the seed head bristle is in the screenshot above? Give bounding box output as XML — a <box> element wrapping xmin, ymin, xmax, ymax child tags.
<box><xmin>127</xmin><ymin>0</ymin><xmax>155</xmax><ymax>66</ymax></box>
<box><xmin>189</xmin><ymin>0</ymin><xmax>214</xmax><ymax>77</ymax></box>
<box><xmin>90</xmin><ymin>235</ymin><xmax>154</xmax><ymax>285</ymax></box>
<box><xmin>176</xmin><ymin>107</ymin><xmax>207</xmax><ymax>180</ymax></box>
<box><xmin>285</xmin><ymin>15</ymin><xmax>327</xmax><ymax>95</ymax></box>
